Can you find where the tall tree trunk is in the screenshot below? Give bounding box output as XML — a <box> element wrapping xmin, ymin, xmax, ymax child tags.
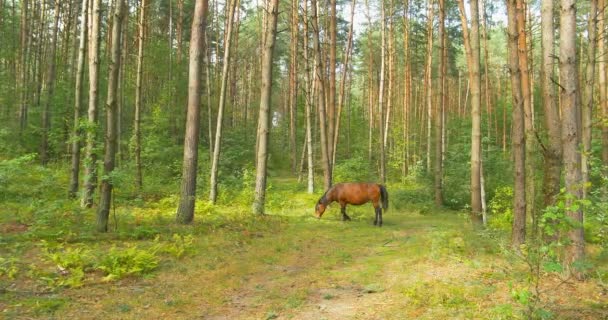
<box><xmin>176</xmin><ymin>0</ymin><xmax>209</xmax><ymax>224</ymax></box>
<box><xmin>40</xmin><ymin>0</ymin><xmax>60</xmax><ymax>165</ymax></box>
<box><xmin>516</xmin><ymin>0</ymin><xmax>536</xmax><ymax>229</ymax></box>
<box><xmin>289</xmin><ymin>0</ymin><xmax>299</xmax><ymax>174</ymax></box>
<box><xmin>209</xmin><ymin>0</ymin><xmax>237</xmax><ymax>203</ymax></box>
<box><xmin>311</xmin><ymin>0</ymin><xmax>331</xmax><ymax>190</ymax></box>
<box><xmin>457</xmin><ymin>0</ymin><xmax>483</xmax><ymax>222</ymax></box>
<box><xmin>425</xmin><ymin>0</ymin><xmax>433</xmax><ymax>173</ymax></box>
<box><xmin>332</xmin><ymin>0</ymin><xmax>356</xmax><ymax>169</ymax></box>
<box><xmin>560</xmin><ymin>0</ymin><xmax>585</xmax><ymax>278</ymax></box>
<box><xmin>403</xmin><ymin>0</ymin><xmax>410</xmax><ymax>177</ymax></box>
<box><xmin>252</xmin><ymin>0</ymin><xmax>279</xmax><ymax>215</ymax></box>
<box><xmin>97</xmin><ymin>0</ymin><xmax>124</xmax><ymax>232</ymax></box>
<box><xmin>327</xmin><ymin>0</ymin><xmax>336</xmax><ymax>175</ymax></box>
<box><xmin>600</xmin><ymin>0</ymin><xmax>608</xmax><ymax>172</ymax></box>
<box><xmin>134</xmin><ymin>0</ymin><xmax>146</xmax><ymax>192</ymax></box>
<box><xmin>507</xmin><ymin>0</ymin><xmax>526</xmax><ymax>247</ymax></box>
<box><xmin>18</xmin><ymin>0</ymin><xmax>29</xmax><ymax>133</ymax></box>
<box><xmin>383</xmin><ymin>0</ymin><xmax>394</xmax><ymax>149</ymax></box>
<box><xmin>541</xmin><ymin>0</ymin><xmax>562</xmax><ymax>210</ymax></box>
<box><xmin>82</xmin><ymin>0</ymin><xmax>101</xmax><ymax>208</ymax></box>
<box><xmin>69</xmin><ymin>0</ymin><xmax>88</xmax><ymax>199</ymax></box>
<box><xmin>582</xmin><ymin>0</ymin><xmax>598</xmax><ymax>199</ymax></box>
<box><xmin>377</xmin><ymin>0</ymin><xmax>387</xmax><ymax>183</ymax></box>
<box><xmin>435</xmin><ymin>0</ymin><xmax>445</xmax><ymax>206</ymax></box>
<box><xmin>303</xmin><ymin>0</ymin><xmax>314</xmax><ymax>194</ymax></box>
<box><xmin>366</xmin><ymin>0</ymin><xmax>373</xmax><ymax>165</ymax></box>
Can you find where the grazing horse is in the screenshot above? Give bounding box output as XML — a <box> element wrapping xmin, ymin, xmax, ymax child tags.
<box><xmin>315</xmin><ymin>183</ymin><xmax>389</xmax><ymax>226</ymax></box>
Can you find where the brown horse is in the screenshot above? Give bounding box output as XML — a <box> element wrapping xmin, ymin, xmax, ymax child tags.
<box><xmin>315</xmin><ymin>183</ymin><xmax>389</xmax><ymax>226</ymax></box>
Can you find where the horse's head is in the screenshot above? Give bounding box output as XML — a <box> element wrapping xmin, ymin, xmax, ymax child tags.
<box><xmin>315</xmin><ymin>201</ymin><xmax>327</xmax><ymax>218</ymax></box>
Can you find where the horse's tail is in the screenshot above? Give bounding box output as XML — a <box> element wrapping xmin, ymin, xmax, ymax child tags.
<box><xmin>379</xmin><ymin>184</ymin><xmax>389</xmax><ymax>211</ymax></box>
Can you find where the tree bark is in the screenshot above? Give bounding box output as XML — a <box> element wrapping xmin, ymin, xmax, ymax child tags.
<box><xmin>97</xmin><ymin>0</ymin><xmax>124</xmax><ymax>232</ymax></box>
<box><xmin>209</xmin><ymin>0</ymin><xmax>237</xmax><ymax>203</ymax></box>
<box><xmin>425</xmin><ymin>0</ymin><xmax>433</xmax><ymax>174</ymax></box>
<box><xmin>289</xmin><ymin>0</ymin><xmax>299</xmax><ymax>174</ymax></box>
<box><xmin>303</xmin><ymin>0</ymin><xmax>314</xmax><ymax>193</ymax></box>
<box><xmin>435</xmin><ymin>0</ymin><xmax>445</xmax><ymax>206</ymax></box>
<box><xmin>516</xmin><ymin>0</ymin><xmax>536</xmax><ymax>228</ymax></box>
<box><xmin>176</xmin><ymin>0</ymin><xmax>209</xmax><ymax>224</ymax></box>
<box><xmin>332</xmin><ymin>0</ymin><xmax>356</xmax><ymax>169</ymax></box>
<box><xmin>560</xmin><ymin>0</ymin><xmax>585</xmax><ymax>278</ymax></box>
<box><xmin>134</xmin><ymin>0</ymin><xmax>146</xmax><ymax>192</ymax></box>
<box><xmin>457</xmin><ymin>0</ymin><xmax>483</xmax><ymax>222</ymax></box>
<box><xmin>82</xmin><ymin>0</ymin><xmax>101</xmax><ymax>208</ymax></box>
<box><xmin>252</xmin><ymin>0</ymin><xmax>280</xmax><ymax>215</ymax></box>
<box><xmin>507</xmin><ymin>0</ymin><xmax>526</xmax><ymax>247</ymax></box>
<box><xmin>582</xmin><ymin>0</ymin><xmax>598</xmax><ymax>199</ymax></box>
<box><xmin>377</xmin><ymin>0</ymin><xmax>387</xmax><ymax>183</ymax></box>
<box><xmin>311</xmin><ymin>0</ymin><xmax>331</xmax><ymax>190</ymax></box>
<box><xmin>69</xmin><ymin>0</ymin><xmax>88</xmax><ymax>199</ymax></box>
<box><xmin>600</xmin><ymin>0</ymin><xmax>608</xmax><ymax>172</ymax></box>
<box><xmin>40</xmin><ymin>0</ymin><xmax>60</xmax><ymax>165</ymax></box>
<box><xmin>540</xmin><ymin>0</ymin><xmax>562</xmax><ymax>210</ymax></box>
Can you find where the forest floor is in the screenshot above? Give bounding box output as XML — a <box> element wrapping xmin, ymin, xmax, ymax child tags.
<box><xmin>1</xmin><ymin>168</ymin><xmax>608</xmax><ymax>319</ymax></box>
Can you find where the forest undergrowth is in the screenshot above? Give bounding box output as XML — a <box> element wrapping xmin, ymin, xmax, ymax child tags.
<box><xmin>1</xmin><ymin>158</ymin><xmax>607</xmax><ymax>319</ymax></box>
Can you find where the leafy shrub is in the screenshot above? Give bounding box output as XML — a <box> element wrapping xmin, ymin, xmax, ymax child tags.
<box><xmin>488</xmin><ymin>186</ymin><xmax>513</xmax><ymax>231</ymax></box>
<box><xmin>97</xmin><ymin>246</ymin><xmax>159</xmax><ymax>281</ymax></box>
<box><xmin>333</xmin><ymin>156</ymin><xmax>372</xmax><ymax>183</ymax></box>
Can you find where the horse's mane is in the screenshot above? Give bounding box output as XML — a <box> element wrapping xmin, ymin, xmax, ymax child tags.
<box><xmin>317</xmin><ymin>189</ymin><xmax>330</xmax><ymax>205</ymax></box>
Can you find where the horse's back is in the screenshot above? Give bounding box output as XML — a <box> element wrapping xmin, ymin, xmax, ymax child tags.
<box><xmin>333</xmin><ymin>182</ymin><xmax>381</xmax><ymax>205</ymax></box>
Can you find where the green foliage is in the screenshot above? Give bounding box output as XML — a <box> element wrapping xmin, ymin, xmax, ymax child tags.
<box><xmin>97</xmin><ymin>246</ymin><xmax>159</xmax><ymax>281</ymax></box>
<box><xmin>0</xmin><ymin>257</ymin><xmax>20</xmax><ymax>279</ymax></box>
<box><xmin>333</xmin><ymin>156</ymin><xmax>372</xmax><ymax>183</ymax></box>
<box><xmin>154</xmin><ymin>234</ymin><xmax>196</xmax><ymax>259</ymax></box>
<box><xmin>488</xmin><ymin>186</ymin><xmax>513</xmax><ymax>231</ymax></box>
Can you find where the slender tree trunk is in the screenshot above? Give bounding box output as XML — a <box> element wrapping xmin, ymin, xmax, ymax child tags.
<box><xmin>18</xmin><ymin>0</ymin><xmax>29</xmax><ymax>133</ymax></box>
<box><xmin>332</xmin><ymin>0</ymin><xmax>356</xmax><ymax>170</ymax></box>
<box><xmin>383</xmin><ymin>0</ymin><xmax>394</xmax><ymax>149</ymax></box>
<box><xmin>541</xmin><ymin>0</ymin><xmax>562</xmax><ymax>210</ymax></box>
<box><xmin>311</xmin><ymin>0</ymin><xmax>331</xmax><ymax>190</ymax></box>
<box><xmin>435</xmin><ymin>0</ymin><xmax>445</xmax><ymax>206</ymax></box>
<box><xmin>133</xmin><ymin>0</ymin><xmax>146</xmax><ymax>192</ymax></box>
<box><xmin>327</xmin><ymin>0</ymin><xmax>336</xmax><ymax>175</ymax></box>
<box><xmin>176</xmin><ymin>0</ymin><xmax>209</xmax><ymax>224</ymax></box>
<box><xmin>560</xmin><ymin>0</ymin><xmax>585</xmax><ymax>278</ymax></box>
<box><xmin>82</xmin><ymin>0</ymin><xmax>101</xmax><ymax>208</ymax></box>
<box><xmin>424</xmin><ymin>0</ymin><xmax>433</xmax><ymax>174</ymax></box>
<box><xmin>403</xmin><ymin>0</ymin><xmax>410</xmax><ymax>177</ymax></box>
<box><xmin>582</xmin><ymin>0</ymin><xmax>598</xmax><ymax>199</ymax></box>
<box><xmin>209</xmin><ymin>0</ymin><xmax>237</xmax><ymax>203</ymax></box>
<box><xmin>507</xmin><ymin>0</ymin><xmax>526</xmax><ymax>247</ymax></box>
<box><xmin>252</xmin><ymin>0</ymin><xmax>279</xmax><ymax>215</ymax></box>
<box><xmin>516</xmin><ymin>0</ymin><xmax>536</xmax><ymax>228</ymax></box>
<box><xmin>600</xmin><ymin>0</ymin><xmax>608</xmax><ymax>173</ymax></box>
<box><xmin>377</xmin><ymin>0</ymin><xmax>387</xmax><ymax>183</ymax></box>
<box><xmin>97</xmin><ymin>0</ymin><xmax>124</xmax><ymax>232</ymax></box>
<box><xmin>303</xmin><ymin>0</ymin><xmax>314</xmax><ymax>194</ymax></box>
<box><xmin>457</xmin><ymin>0</ymin><xmax>483</xmax><ymax>222</ymax></box>
<box><xmin>288</xmin><ymin>0</ymin><xmax>299</xmax><ymax>174</ymax></box>
<box><xmin>40</xmin><ymin>0</ymin><xmax>60</xmax><ymax>165</ymax></box>
<box><xmin>69</xmin><ymin>0</ymin><xmax>88</xmax><ymax>199</ymax></box>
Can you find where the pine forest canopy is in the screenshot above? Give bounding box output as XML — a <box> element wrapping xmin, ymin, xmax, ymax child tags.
<box><xmin>0</xmin><ymin>0</ymin><xmax>607</xmax><ymax>285</ymax></box>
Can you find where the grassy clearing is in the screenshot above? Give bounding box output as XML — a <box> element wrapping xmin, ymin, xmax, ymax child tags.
<box><xmin>1</xmin><ymin>162</ymin><xmax>607</xmax><ymax>319</ymax></box>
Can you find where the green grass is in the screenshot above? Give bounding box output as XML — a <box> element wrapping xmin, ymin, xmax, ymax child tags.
<box><xmin>1</xmin><ymin>160</ymin><xmax>607</xmax><ymax>319</ymax></box>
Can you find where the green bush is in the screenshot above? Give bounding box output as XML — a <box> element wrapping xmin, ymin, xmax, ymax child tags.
<box><xmin>488</xmin><ymin>186</ymin><xmax>513</xmax><ymax>231</ymax></box>
<box><xmin>333</xmin><ymin>156</ymin><xmax>372</xmax><ymax>183</ymax></box>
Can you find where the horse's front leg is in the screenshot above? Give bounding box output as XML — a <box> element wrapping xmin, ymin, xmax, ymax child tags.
<box><xmin>341</xmin><ymin>205</ymin><xmax>351</xmax><ymax>221</ymax></box>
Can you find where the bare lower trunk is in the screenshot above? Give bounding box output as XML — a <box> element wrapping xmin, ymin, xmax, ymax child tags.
<box><xmin>560</xmin><ymin>0</ymin><xmax>585</xmax><ymax>279</ymax></box>
<box><xmin>540</xmin><ymin>0</ymin><xmax>562</xmax><ymax>210</ymax></box>
<box><xmin>97</xmin><ymin>0</ymin><xmax>124</xmax><ymax>232</ymax></box>
<box><xmin>209</xmin><ymin>0</ymin><xmax>237</xmax><ymax>203</ymax></box>
<box><xmin>82</xmin><ymin>0</ymin><xmax>101</xmax><ymax>208</ymax></box>
<box><xmin>69</xmin><ymin>0</ymin><xmax>88</xmax><ymax>199</ymax></box>
<box><xmin>252</xmin><ymin>0</ymin><xmax>280</xmax><ymax>215</ymax></box>
<box><xmin>176</xmin><ymin>0</ymin><xmax>208</xmax><ymax>224</ymax></box>
<box><xmin>134</xmin><ymin>0</ymin><xmax>146</xmax><ymax>192</ymax></box>
<box><xmin>507</xmin><ymin>0</ymin><xmax>526</xmax><ymax>247</ymax></box>
<box><xmin>582</xmin><ymin>0</ymin><xmax>597</xmax><ymax>199</ymax></box>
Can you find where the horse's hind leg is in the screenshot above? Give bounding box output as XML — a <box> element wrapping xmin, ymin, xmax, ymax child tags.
<box><xmin>341</xmin><ymin>204</ymin><xmax>351</xmax><ymax>221</ymax></box>
<box><xmin>373</xmin><ymin>206</ymin><xmax>378</xmax><ymax>225</ymax></box>
<box><xmin>378</xmin><ymin>207</ymin><xmax>383</xmax><ymax>227</ymax></box>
